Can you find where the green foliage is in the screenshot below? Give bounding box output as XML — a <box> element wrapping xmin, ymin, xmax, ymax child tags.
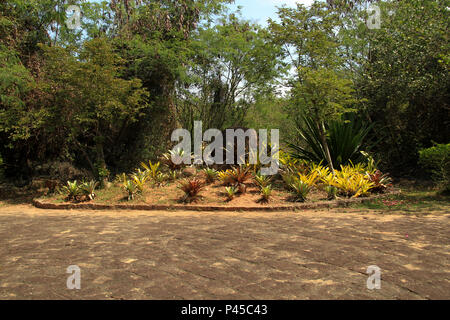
<box><xmin>419</xmin><ymin>144</ymin><xmax>450</xmax><ymax>193</ymax></box>
<box><xmin>224</xmin><ymin>186</ymin><xmax>238</xmax><ymax>201</ymax></box>
<box><xmin>290</xmin><ymin>180</ymin><xmax>311</xmax><ymax>202</ymax></box>
<box><xmin>176</xmin><ymin>11</ymin><xmax>285</xmax><ymax>131</ymax></box>
<box><xmin>61</xmin><ymin>180</ymin><xmax>81</xmax><ymax>201</ymax></box>
<box><xmin>80</xmin><ymin>180</ymin><xmax>99</xmax><ymax>201</ymax></box>
<box><xmin>202</xmin><ymin>168</ymin><xmax>218</xmax><ymax>183</ymax></box>
<box><xmin>141</xmin><ymin>161</ymin><xmax>160</xmax><ymax>180</ymax></box>
<box><xmin>123</xmin><ymin>179</ymin><xmax>138</xmax><ymax>201</ymax></box>
<box><xmin>254</xmin><ymin>172</ymin><xmax>273</xmax><ymax>189</ymax></box>
<box><xmin>355</xmin><ymin>0</ymin><xmax>450</xmax><ymax>171</ymax></box>
<box><xmin>130</xmin><ymin>169</ymin><xmax>148</xmax><ymax>193</ymax></box>
<box><xmin>289</xmin><ymin>116</ymin><xmax>372</xmax><ymax>168</ymax></box>
<box><xmin>260</xmin><ymin>185</ymin><xmax>272</xmax><ymax>202</ymax></box>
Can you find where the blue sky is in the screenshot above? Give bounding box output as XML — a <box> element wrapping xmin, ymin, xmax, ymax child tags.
<box><xmin>228</xmin><ymin>0</ymin><xmax>314</xmax><ymax>24</ymax></box>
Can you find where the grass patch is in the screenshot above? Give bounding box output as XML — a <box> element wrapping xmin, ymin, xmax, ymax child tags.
<box><xmin>352</xmin><ymin>188</ymin><xmax>450</xmax><ymax>214</ymax></box>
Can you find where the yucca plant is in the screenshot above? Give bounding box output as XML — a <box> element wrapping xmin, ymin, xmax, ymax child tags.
<box><xmin>254</xmin><ymin>172</ymin><xmax>273</xmax><ymax>189</ymax></box>
<box><xmin>123</xmin><ymin>179</ymin><xmax>138</xmax><ymax>201</ymax></box>
<box><xmin>288</xmin><ymin>115</ymin><xmax>373</xmax><ymax>169</ymax></box>
<box><xmin>62</xmin><ymin>180</ymin><xmax>81</xmax><ymax>201</ymax></box>
<box><xmin>224</xmin><ymin>186</ymin><xmax>238</xmax><ymax>201</ymax></box>
<box><xmin>290</xmin><ymin>180</ymin><xmax>311</xmax><ymax>202</ymax></box>
<box><xmin>260</xmin><ymin>185</ymin><xmax>272</xmax><ymax>202</ymax></box>
<box><xmin>202</xmin><ymin>168</ymin><xmax>218</xmax><ymax>183</ymax></box>
<box><xmin>366</xmin><ymin>170</ymin><xmax>392</xmax><ymax>193</ymax></box>
<box><xmin>178</xmin><ymin>179</ymin><xmax>205</xmax><ymax>203</ymax></box>
<box><xmin>80</xmin><ymin>180</ymin><xmax>99</xmax><ymax>201</ymax></box>
<box><xmin>141</xmin><ymin>161</ymin><xmax>160</xmax><ymax>180</ymax></box>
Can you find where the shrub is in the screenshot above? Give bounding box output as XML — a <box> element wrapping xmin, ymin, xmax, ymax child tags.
<box><xmin>254</xmin><ymin>172</ymin><xmax>273</xmax><ymax>188</ymax></box>
<box><xmin>290</xmin><ymin>180</ymin><xmax>311</xmax><ymax>202</ymax></box>
<box><xmin>366</xmin><ymin>170</ymin><xmax>392</xmax><ymax>193</ymax></box>
<box><xmin>141</xmin><ymin>161</ymin><xmax>160</xmax><ymax>180</ymax></box>
<box><xmin>202</xmin><ymin>168</ymin><xmax>218</xmax><ymax>183</ymax></box>
<box><xmin>80</xmin><ymin>180</ymin><xmax>99</xmax><ymax>200</ymax></box>
<box><xmin>224</xmin><ymin>186</ymin><xmax>238</xmax><ymax>201</ymax></box>
<box><xmin>62</xmin><ymin>180</ymin><xmax>81</xmax><ymax>201</ymax></box>
<box><xmin>218</xmin><ymin>169</ymin><xmax>234</xmax><ymax>186</ymax></box>
<box><xmin>288</xmin><ymin>116</ymin><xmax>372</xmax><ymax>168</ymax></box>
<box><xmin>325</xmin><ymin>185</ymin><xmax>338</xmax><ymax>200</ymax></box>
<box><xmin>123</xmin><ymin>179</ymin><xmax>138</xmax><ymax>201</ymax></box>
<box><xmin>229</xmin><ymin>166</ymin><xmax>252</xmax><ymax>192</ymax></box>
<box><xmin>178</xmin><ymin>179</ymin><xmax>205</xmax><ymax>203</ymax></box>
<box><xmin>260</xmin><ymin>185</ymin><xmax>272</xmax><ymax>202</ymax></box>
<box><xmin>419</xmin><ymin>143</ymin><xmax>450</xmax><ymax>193</ymax></box>
<box><xmin>130</xmin><ymin>169</ymin><xmax>148</xmax><ymax>193</ymax></box>
<box><xmin>161</xmin><ymin>149</ymin><xmax>190</xmax><ymax>170</ymax></box>
<box><xmin>327</xmin><ymin>165</ymin><xmax>374</xmax><ymax>198</ymax></box>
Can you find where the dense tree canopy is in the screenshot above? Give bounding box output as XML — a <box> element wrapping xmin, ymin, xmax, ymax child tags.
<box><xmin>0</xmin><ymin>0</ymin><xmax>448</xmax><ymax>183</ymax></box>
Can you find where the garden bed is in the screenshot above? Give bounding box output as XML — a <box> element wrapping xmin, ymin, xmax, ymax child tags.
<box><xmin>34</xmin><ymin>176</ymin><xmax>400</xmax><ymax>212</ymax></box>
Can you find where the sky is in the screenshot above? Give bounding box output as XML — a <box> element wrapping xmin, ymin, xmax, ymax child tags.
<box><xmin>228</xmin><ymin>0</ymin><xmax>315</xmax><ymax>24</ymax></box>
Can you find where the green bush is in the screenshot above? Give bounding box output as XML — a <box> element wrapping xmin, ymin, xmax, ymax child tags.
<box><xmin>419</xmin><ymin>143</ymin><xmax>450</xmax><ymax>193</ymax></box>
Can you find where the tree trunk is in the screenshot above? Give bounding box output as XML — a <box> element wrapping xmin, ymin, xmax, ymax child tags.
<box><xmin>317</xmin><ymin>121</ymin><xmax>335</xmax><ymax>175</ymax></box>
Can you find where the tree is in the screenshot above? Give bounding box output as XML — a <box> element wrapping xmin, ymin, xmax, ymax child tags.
<box><xmin>176</xmin><ymin>12</ymin><xmax>285</xmax><ymax>132</ymax></box>
<box><xmin>355</xmin><ymin>0</ymin><xmax>450</xmax><ymax>171</ymax></box>
<box><xmin>270</xmin><ymin>1</ymin><xmax>358</xmax><ymax>173</ymax></box>
<box><xmin>39</xmin><ymin>38</ymin><xmax>149</xmax><ymax>179</ymax></box>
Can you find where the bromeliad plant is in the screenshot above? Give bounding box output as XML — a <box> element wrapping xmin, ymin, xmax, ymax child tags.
<box><xmin>259</xmin><ymin>185</ymin><xmax>272</xmax><ymax>203</ymax></box>
<box><xmin>80</xmin><ymin>180</ymin><xmax>99</xmax><ymax>201</ymax></box>
<box><xmin>218</xmin><ymin>169</ymin><xmax>234</xmax><ymax>186</ymax></box>
<box><xmin>254</xmin><ymin>172</ymin><xmax>273</xmax><ymax>189</ymax></box>
<box><xmin>326</xmin><ymin>165</ymin><xmax>375</xmax><ymax>198</ymax></box>
<box><xmin>131</xmin><ymin>169</ymin><xmax>148</xmax><ymax>193</ymax></box>
<box><xmin>224</xmin><ymin>186</ymin><xmax>238</xmax><ymax>201</ymax></box>
<box><xmin>202</xmin><ymin>168</ymin><xmax>218</xmax><ymax>183</ymax></box>
<box><xmin>141</xmin><ymin>161</ymin><xmax>160</xmax><ymax>181</ymax></box>
<box><xmin>62</xmin><ymin>180</ymin><xmax>81</xmax><ymax>201</ymax></box>
<box><xmin>178</xmin><ymin>179</ymin><xmax>205</xmax><ymax>203</ymax></box>
<box><xmin>161</xmin><ymin>149</ymin><xmax>190</xmax><ymax>170</ymax></box>
<box><xmin>290</xmin><ymin>179</ymin><xmax>312</xmax><ymax>202</ymax></box>
<box><xmin>229</xmin><ymin>166</ymin><xmax>253</xmax><ymax>193</ymax></box>
<box><xmin>366</xmin><ymin>170</ymin><xmax>392</xmax><ymax>193</ymax></box>
<box><xmin>123</xmin><ymin>179</ymin><xmax>138</xmax><ymax>201</ymax></box>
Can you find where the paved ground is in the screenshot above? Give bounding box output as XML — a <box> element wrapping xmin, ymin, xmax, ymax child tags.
<box><xmin>0</xmin><ymin>205</ymin><xmax>449</xmax><ymax>300</ymax></box>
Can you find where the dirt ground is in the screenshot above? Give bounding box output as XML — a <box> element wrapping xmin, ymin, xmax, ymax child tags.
<box><xmin>0</xmin><ymin>204</ymin><xmax>449</xmax><ymax>300</ymax></box>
